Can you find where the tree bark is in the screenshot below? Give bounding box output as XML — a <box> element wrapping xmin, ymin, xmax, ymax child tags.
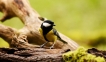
<box><xmin>0</xmin><ymin>48</ymin><xmax>66</xmax><ymax>62</ymax></box>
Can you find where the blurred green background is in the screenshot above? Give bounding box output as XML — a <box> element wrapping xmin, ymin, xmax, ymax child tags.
<box><xmin>0</xmin><ymin>0</ymin><xmax>106</xmax><ymax>50</ymax></box>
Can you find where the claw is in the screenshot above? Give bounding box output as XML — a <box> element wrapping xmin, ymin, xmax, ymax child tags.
<box><xmin>40</xmin><ymin>44</ymin><xmax>44</xmax><ymax>48</ymax></box>
<box><xmin>50</xmin><ymin>46</ymin><xmax>54</xmax><ymax>49</ymax></box>
<box><xmin>49</xmin><ymin>42</ymin><xmax>55</xmax><ymax>49</ymax></box>
<box><xmin>40</xmin><ymin>41</ymin><xmax>48</xmax><ymax>48</ymax></box>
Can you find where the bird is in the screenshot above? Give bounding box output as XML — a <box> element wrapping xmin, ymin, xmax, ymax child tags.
<box><xmin>39</xmin><ymin>19</ymin><xmax>67</xmax><ymax>49</ymax></box>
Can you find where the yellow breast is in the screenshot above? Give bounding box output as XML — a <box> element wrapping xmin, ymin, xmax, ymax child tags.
<box><xmin>39</xmin><ymin>28</ymin><xmax>57</xmax><ymax>42</ymax></box>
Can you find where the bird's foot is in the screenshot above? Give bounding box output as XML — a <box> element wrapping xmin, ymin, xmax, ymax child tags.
<box><xmin>50</xmin><ymin>46</ymin><xmax>54</xmax><ymax>49</ymax></box>
<box><xmin>40</xmin><ymin>42</ymin><xmax>48</xmax><ymax>48</ymax></box>
<box><xmin>40</xmin><ymin>44</ymin><xmax>44</xmax><ymax>48</ymax></box>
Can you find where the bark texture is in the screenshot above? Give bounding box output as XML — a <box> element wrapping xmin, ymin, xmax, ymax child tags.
<box><xmin>0</xmin><ymin>48</ymin><xmax>66</xmax><ymax>62</ymax></box>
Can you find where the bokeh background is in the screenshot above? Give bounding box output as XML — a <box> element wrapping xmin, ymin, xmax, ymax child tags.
<box><xmin>0</xmin><ymin>0</ymin><xmax>106</xmax><ymax>50</ymax></box>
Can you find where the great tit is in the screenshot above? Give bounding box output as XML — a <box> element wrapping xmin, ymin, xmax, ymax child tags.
<box><xmin>39</xmin><ymin>20</ymin><xmax>67</xmax><ymax>49</ymax></box>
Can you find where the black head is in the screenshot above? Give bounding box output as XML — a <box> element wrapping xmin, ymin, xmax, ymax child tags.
<box><xmin>41</xmin><ymin>20</ymin><xmax>56</xmax><ymax>35</ymax></box>
<box><xmin>41</xmin><ymin>20</ymin><xmax>55</xmax><ymax>28</ymax></box>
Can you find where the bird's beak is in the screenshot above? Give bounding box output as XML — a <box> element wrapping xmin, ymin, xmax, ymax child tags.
<box><xmin>53</xmin><ymin>24</ymin><xmax>56</xmax><ymax>26</ymax></box>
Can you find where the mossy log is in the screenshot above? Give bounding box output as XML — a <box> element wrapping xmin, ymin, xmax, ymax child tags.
<box><xmin>0</xmin><ymin>0</ymin><xmax>79</xmax><ymax>62</ymax></box>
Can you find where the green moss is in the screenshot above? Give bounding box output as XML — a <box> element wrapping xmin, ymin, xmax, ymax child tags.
<box><xmin>62</xmin><ymin>46</ymin><xmax>105</xmax><ymax>62</ymax></box>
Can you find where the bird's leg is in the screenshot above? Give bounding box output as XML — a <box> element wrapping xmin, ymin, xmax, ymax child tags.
<box><xmin>40</xmin><ymin>41</ymin><xmax>48</xmax><ymax>48</ymax></box>
<box><xmin>50</xmin><ymin>42</ymin><xmax>56</xmax><ymax>49</ymax></box>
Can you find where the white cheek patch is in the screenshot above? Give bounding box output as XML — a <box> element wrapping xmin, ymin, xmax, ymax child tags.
<box><xmin>43</xmin><ymin>23</ymin><xmax>51</xmax><ymax>27</ymax></box>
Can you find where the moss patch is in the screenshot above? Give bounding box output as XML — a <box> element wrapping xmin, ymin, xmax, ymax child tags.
<box><xmin>62</xmin><ymin>46</ymin><xmax>105</xmax><ymax>62</ymax></box>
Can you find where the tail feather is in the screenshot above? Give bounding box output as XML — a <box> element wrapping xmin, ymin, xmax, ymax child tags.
<box><xmin>53</xmin><ymin>28</ymin><xmax>67</xmax><ymax>44</ymax></box>
<box><xmin>59</xmin><ymin>38</ymin><xmax>67</xmax><ymax>44</ymax></box>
